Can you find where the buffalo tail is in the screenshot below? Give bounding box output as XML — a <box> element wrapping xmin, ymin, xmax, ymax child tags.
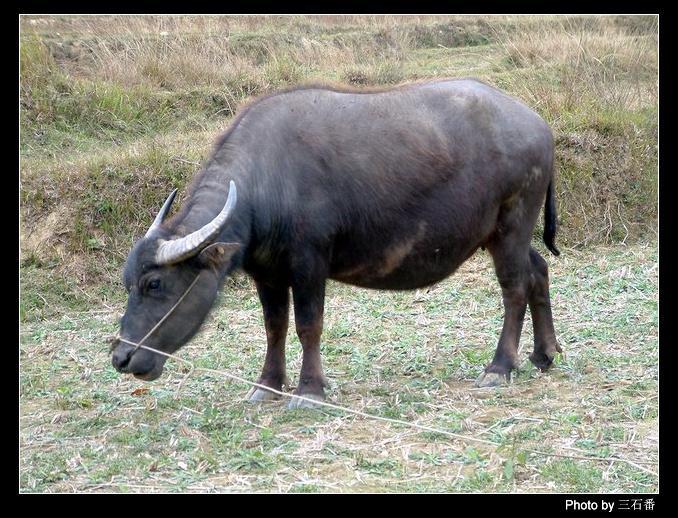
<box><xmin>543</xmin><ymin>180</ymin><xmax>560</xmax><ymax>256</ymax></box>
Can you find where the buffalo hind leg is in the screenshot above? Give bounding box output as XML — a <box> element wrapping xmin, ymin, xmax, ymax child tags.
<box><xmin>288</xmin><ymin>274</ymin><xmax>328</xmax><ymax>409</ymax></box>
<box><xmin>527</xmin><ymin>247</ymin><xmax>562</xmax><ymax>371</ymax></box>
<box><xmin>247</xmin><ymin>281</ymin><xmax>290</xmax><ymax>402</ymax></box>
<box><xmin>476</xmin><ymin>237</ymin><xmax>531</xmax><ymax>388</ymax></box>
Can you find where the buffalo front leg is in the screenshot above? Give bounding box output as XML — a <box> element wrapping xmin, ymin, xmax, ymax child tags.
<box><xmin>288</xmin><ymin>276</ymin><xmax>328</xmax><ymax>409</ymax></box>
<box><xmin>527</xmin><ymin>248</ymin><xmax>562</xmax><ymax>371</ymax></box>
<box><xmin>247</xmin><ymin>281</ymin><xmax>290</xmax><ymax>402</ymax></box>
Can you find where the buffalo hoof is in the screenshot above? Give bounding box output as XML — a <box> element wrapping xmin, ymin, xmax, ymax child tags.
<box><xmin>246</xmin><ymin>386</ymin><xmax>281</xmax><ymax>402</ymax></box>
<box><xmin>529</xmin><ymin>351</ymin><xmax>556</xmax><ymax>372</ymax></box>
<box><xmin>287</xmin><ymin>393</ymin><xmax>325</xmax><ymax>410</ymax></box>
<box><xmin>474</xmin><ymin>371</ymin><xmax>509</xmax><ymax>388</ymax></box>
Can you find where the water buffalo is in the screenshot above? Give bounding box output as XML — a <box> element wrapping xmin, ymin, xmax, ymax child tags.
<box><xmin>110</xmin><ymin>78</ymin><xmax>561</xmax><ymax>408</ymax></box>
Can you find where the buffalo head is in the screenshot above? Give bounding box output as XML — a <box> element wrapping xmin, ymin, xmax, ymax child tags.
<box><xmin>110</xmin><ymin>181</ymin><xmax>240</xmax><ymax>380</ymax></box>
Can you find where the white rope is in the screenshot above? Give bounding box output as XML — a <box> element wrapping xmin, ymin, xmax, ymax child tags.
<box><xmin>113</xmin><ymin>338</ymin><xmax>659</xmax><ymax>475</ymax></box>
<box><xmin>112</xmin><ymin>269</ymin><xmax>498</xmax><ymax>446</ymax></box>
<box><xmin>110</xmin><ymin>273</ymin><xmax>658</xmax><ymax>476</ymax></box>
<box><xmin>116</xmin><ymin>337</ymin><xmax>500</xmax><ymax>447</ymax></box>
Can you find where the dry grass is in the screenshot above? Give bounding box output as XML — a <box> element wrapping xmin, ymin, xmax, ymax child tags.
<box><xmin>495</xmin><ymin>19</ymin><xmax>657</xmax><ymax>113</ymax></box>
<box><xmin>20</xmin><ymin>15</ymin><xmax>658</xmax><ymax>291</ymax></box>
<box><xmin>488</xmin><ymin>18</ymin><xmax>658</xmax><ymax>249</ymax></box>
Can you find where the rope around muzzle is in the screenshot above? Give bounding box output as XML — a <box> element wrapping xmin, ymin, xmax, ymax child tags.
<box><xmin>110</xmin><ymin>272</ymin><xmax>203</xmax><ymax>358</ymax></box>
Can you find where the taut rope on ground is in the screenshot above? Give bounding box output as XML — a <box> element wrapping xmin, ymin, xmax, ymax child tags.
<box><xmin>115</xmin><ymin>337</ymin><xmax>499</xmax><ymax>447</ymax></box>
<box><xmin>108</xmin><ymin>269</ymin><xmax>657</xmax><ymax>477</ymax></box>
<box><xmin>111</xmin><ymin>337</ymin><xmax>658</xmax><ymax>477</ymax></box>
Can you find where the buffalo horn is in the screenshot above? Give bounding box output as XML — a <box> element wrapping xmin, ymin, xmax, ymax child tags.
<box><xmin>155</xmin><ymin>181</ymin><xmax>237</xmax><ymax>265</ymax></box>
<box><xmin>144</xmin><ymin>189</ymin><xmax>178</xmax><ymax>238</ymax></box>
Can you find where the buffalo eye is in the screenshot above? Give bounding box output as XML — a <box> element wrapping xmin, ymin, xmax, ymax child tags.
<box><xmin>148</xmin><ymin>279</ymin><xmax>161</xmax><ymax>291</ymax></box>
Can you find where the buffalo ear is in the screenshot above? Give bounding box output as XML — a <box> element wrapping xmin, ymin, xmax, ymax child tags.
<box><xmin>197</xmin><ymin>242</ymin><xmax>241</xmax><ymax>270</ymax></box>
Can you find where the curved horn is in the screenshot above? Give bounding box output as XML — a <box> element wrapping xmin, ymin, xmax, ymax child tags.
<box><xmin>145</xmin><ymin>189</ymin><xmax>178</xmax><ymax>238</ymax></box>
<box><xmin>155</xmin><ymin>181</ymin><xmax>237</xmax><ymax>265</ymax></box>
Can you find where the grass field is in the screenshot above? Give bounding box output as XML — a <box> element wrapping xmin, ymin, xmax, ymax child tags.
<box><xmin>19</xmin><ymin>15</ymin><xmax>658</xmax><ymax>493</ymax></box>
<box><xmin>20</xmin><ymin>244</ymin><xmax>658</xmax><ymax>492</ymax></box>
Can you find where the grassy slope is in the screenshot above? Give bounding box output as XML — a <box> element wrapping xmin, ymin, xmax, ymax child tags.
<box><xmin>19</xmin><ymin>15</ymin><xmax>659</xmax><ymax>493</ymax></box>
<box><xmin>20</xmin><ymin>244</ymin><xmax>658</xmax><ymax>493</ymax></box>
<box><xmin>20</xmin><ymin>16</ymin><xmax>658</xmax><ymax>310</ymax></box>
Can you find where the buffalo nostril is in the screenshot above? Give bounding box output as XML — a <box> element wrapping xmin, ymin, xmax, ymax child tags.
<box><xmin>112</xmin><ymin>348</ymin><xmax>132</xmax><ymax>371</ymax></box>
<box><xmin>108</xmin><ymin>336</ymin><xmax>120</xmax><ymax>353</ymax></box>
